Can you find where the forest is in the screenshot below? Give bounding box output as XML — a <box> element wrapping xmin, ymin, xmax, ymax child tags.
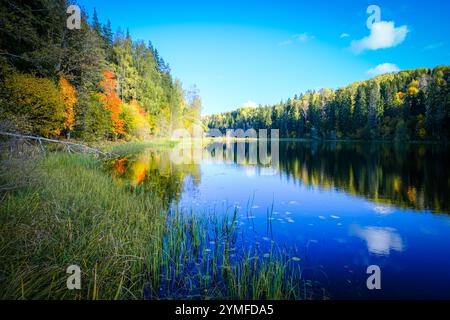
<box><xmin>2</xmin><ymin>2</ymin><xmax>449</xmax><ymax>143</ymax></box>
<box><xmin>0</xmin><ymin>1</ymin><xmax>201</xmax><ymax>141</ymax></box>
<box><xmin>205</xmin><ymin>66</ymin><xmax>450</xmax><ymax>141</ymax></box>
<box><xmin>1</xmin><ymin>0</ymin><xmax>450</xmax><ymax>302</ymax></box>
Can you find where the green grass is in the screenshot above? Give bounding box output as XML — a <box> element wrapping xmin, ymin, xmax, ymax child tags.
<box><xmin>90</xmin><ymin>139</ymin><xmax>179</xmax><ymax>157</ymax></box>
<box><xmin>0</xmin><ymin>152</ymin><xmax>165</xmax><ymax>299</ymax></box>
<box><xmin>0</xmin><ymin>146</ymin><xmax>318</xmax><ymax>300</ymax></box>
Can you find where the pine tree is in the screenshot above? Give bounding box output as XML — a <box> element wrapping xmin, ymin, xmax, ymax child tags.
<box><xmin>102</xmin><ymin>20</ymin><xmax>113</xmax><ymax>46</ymax></box>
<box><xmin>367</xmin><ymin>81</ymin><xmax>380</xmax><ymax>138</ymax></box>
<box><xmin>92</xmin><ymin>8</ymin><xmax>101</xmax><ymax>35</ymax></box>
<box><xmin>353</xmin><ymin>85</ymin><xmax>367</xmax><ymax>137</ymax></box>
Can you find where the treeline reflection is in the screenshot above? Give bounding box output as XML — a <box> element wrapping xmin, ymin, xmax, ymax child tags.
<box><xmin>108</xmin><ymin>142</ymin><xmax>450</xmax><ymax>214</ymax></box>
<box><xmin>108</xmin><ymin>148</ymin><xmax>201</xmax><ymax>206</ymax></box>
<box><xmin>276</xmin><ymin>141</ymin><xmax>450</xmax><ymax>214</ymax></box>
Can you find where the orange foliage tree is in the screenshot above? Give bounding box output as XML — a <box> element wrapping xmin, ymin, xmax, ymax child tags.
<box><xmin>59</xmin><ymin>74</ymin><xmax>77</xmax><ymax>135</ymax></box>
<box><xmin>98</xmin><ymin>70</ymin><xmax>125</xmax><ymax>136</ymax></box>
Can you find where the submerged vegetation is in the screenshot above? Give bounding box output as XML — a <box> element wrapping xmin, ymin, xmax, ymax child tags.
<box><xmin>0</xmin><ymin>141</ymin><xmax>324</xmax><ymax>300</ymax></box>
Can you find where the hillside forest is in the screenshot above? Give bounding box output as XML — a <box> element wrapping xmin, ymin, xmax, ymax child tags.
<box><xmin>0</xmin><ymin>1</ymin><xmax>201</xmax><ymax>141</ymax></box>
<box><xmin>205</xmin><ymin>67</ymin><xmax>450</xmax><ymax>141</ymax></box>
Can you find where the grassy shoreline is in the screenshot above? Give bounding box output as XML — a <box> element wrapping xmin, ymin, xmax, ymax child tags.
<box><xmin>92</xmin><ymin>139</ymin><xmax>178</xmax><ymax>155</ymax></box>
<box><xmin>0</xmin><ymin>141</ymin><xmax>315</xmax><ymax>300</ymax></box>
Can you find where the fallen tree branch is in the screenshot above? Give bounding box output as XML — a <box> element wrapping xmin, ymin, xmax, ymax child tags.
<box><xmin>0</xmin><ymin>131</ymin><xmax>114</xmax><ymax>158</ymax></box>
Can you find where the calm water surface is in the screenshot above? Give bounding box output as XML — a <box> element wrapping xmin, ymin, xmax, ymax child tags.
<box><xmin>109</xmin><ymin>141</ymin><xmax>450</xmax><ymax>299</ymax></box>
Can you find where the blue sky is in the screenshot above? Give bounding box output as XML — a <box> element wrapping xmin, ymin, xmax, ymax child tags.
<box><xmin>78</xmin><ymin>0</ymin><xmax>449</xmax><ymax>115</ymax></box>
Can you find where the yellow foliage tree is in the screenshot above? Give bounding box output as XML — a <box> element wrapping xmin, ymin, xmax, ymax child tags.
<box><xmin>2</xmin><ymin>73</ymin><xmax>65</xmax><ymax>137</ymax></box>
<box><xmin>121</xmin><ymin>100</ymin><xmax>150</xmax><ymax>139</ymax></box>
<box><xmin>408</xmin><ymin>80</ymin><xmax>419</xmax><ymax>96</ymax></box>
<box><xmin>59</xmin><ymin>74</ymin><xmax>77</xmax><ymax>135</ymax></box>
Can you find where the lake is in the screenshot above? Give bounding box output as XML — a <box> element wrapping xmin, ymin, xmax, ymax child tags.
<box><xmin>108</xmin><ymin>141</ymin><xmax>450</xmax><ymax>299</ymax></box>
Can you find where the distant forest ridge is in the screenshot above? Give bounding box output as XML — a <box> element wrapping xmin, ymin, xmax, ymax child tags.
<box><xmin>204</xmin><ymin>66</ymin><xmax>450</xmax><ymax>141</ymax></box>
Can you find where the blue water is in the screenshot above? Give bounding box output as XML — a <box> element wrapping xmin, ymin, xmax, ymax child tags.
<box><xmin>111</xmin><ymin>141</ymin><xmax>450</xmax><ymax>299</ymax></box>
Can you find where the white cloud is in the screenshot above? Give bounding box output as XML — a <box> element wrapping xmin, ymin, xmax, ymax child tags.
<box><xmin>340</xmin><ymin>33</ymin><xmax>350</xmax><ymax>38</ymax></box>
<box><xmin>350</xmin><ymin>21</ymin><xmax>408</xmax><ymax>54</ymax></box>
<box><xmin>423</xmin><ymin>42</ymin><xmax>444</xmax><ymax>51</ymax></box>
<box><xmin>278</xmin><ymin>39</ymin><xmax>293</xmax><ymax>46</ymax></box>
<box><xmin>367</xmin><ymin>63</ymin><xmax>400</xmax><ymax>76</ymax></box>
<box><xmin>242</xmin><ymin>101</ymin><xmax>258</xmax><ymax>109</ymax></box>
<box><xmin>279</xmin><ymin>33</ymin><xmax>315</xmax><ymax>46</ymax></box>
<box><xmin>294</xmin><ymin>32</ymin><xmax>315</xmax><ymax>42</ymax></box>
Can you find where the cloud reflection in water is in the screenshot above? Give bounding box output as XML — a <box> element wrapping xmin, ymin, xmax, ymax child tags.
<box><xmin>351</xmin><ymin>225</ymin><xmax>404</xmax><ymax>255</ymax></box>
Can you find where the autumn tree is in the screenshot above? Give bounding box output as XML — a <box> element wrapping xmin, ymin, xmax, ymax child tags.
<box><xmin>121</xmin><ymin>99</ymin><xmax>150</xmax><ymax>139</ymax></box>
<box><xmin>1</xmin><ymin>73</ymin><xmax>65</xmax><ymax>137</ymax></box>
<box><xmin>59</xmin><ymin>74</ymin><xmax>77</xmax><ymax>138</ymax></box>
<box><xmin>98</xmin><ymin>70</ymin><xmax>125</xmax><ymax>137</ymax></box>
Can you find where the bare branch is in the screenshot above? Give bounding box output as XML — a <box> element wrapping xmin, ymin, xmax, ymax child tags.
<box><xmin>0</xmin><ymin>131</ymin><xmax>114</xmax><ymax>158</ymax></box>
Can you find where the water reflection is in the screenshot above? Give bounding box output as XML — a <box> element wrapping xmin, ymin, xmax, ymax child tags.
<box><xmin>370</xmin><ymin>204</ymin><xmax>395</xmax><ymax>215</ymax></box>
<box><xmin>105</xmin><ymin>141</ymin><xmax>450</xmax><ymax>299</ymax></box>
<box><xmin>277</xmin><ymin>141</ymin><xmax>450</xmax><ymax>214</ymax></box>
<box><xmin>108</xmin><ymin>141</ymin><xmax>450</xmax><ymax>214</ymax></box>
<box><xmin>108</xmin><ymin>148</ymin><xmax>201</xmax><ymax>206</ymax></box>
<box><xmin>350</xmin><ymin>225</ymin><xmax>404</xmax><ymax>256</ymax></box>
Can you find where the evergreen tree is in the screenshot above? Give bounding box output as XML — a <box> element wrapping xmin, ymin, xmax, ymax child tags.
<box><xmin>92</xmin><ymin>8</ymin><xmax>101</xmax><ymax>35</ymax></box>
<box><xmin>205</xmin><ymin>67</ymin><xmax>450</xmax><ymax>142</ymax></box>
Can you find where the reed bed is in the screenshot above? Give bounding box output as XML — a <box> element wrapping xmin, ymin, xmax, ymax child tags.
<box><xmin>0</xmin><ymin>146</ymin><xmax>314</xmax><ymax>300</ymax></box>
